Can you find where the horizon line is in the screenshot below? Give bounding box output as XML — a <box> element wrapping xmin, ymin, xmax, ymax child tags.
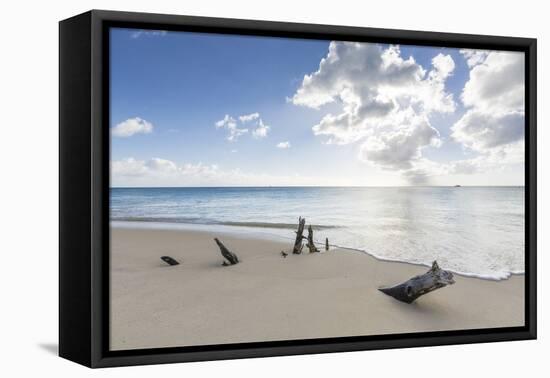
<box><xmin>110</xmin><ymin>185</ymin><xmax>526</xmax><ymax>189</ymax></box>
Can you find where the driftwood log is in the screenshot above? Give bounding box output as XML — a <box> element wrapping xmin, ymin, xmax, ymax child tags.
<box><xmin>160</xmin><ymin>256</ymin><xmax>179</xmax><ymax>266</ymax></box>
<box><xmin>325</xmin><ymin>238</ymin><xmax>329</xmax><ymax>251</ymax></box>
<box><xmin>379</xmin><ymin>261</ymin><xmax>454</xmax><ymax>303</ymax></box>
<box><xmin>293</xmin><ymin>217</ymin><xmax>306</xmax><ymax>254</ymax></box>
<box><xmin>214</xmin><ymin>238</ymin><xmax>239</xmax><ymax>265</ymax></box>
<box><xmin>307</xmin><ymin>225</ymin><xmax>320</xmax><ymax>253</ymax></box>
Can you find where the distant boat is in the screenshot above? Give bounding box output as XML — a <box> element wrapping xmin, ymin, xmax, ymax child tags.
<box><xmin>454</xmin><ymin>185</ymin><xmax>461</xmax><ymax>187</ymax></box>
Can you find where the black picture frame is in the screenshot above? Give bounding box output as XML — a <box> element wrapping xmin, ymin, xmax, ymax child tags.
<box><xmin>59</xmin><ymin>9</ymin><xmax>537</xmax><ymax>368</ymax></box>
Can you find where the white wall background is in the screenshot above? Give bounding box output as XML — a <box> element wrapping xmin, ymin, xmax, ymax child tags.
<box><xmin>0</xmin><ymin>0</ymin><xmax>546</xmax><ymax>376</ymax></box>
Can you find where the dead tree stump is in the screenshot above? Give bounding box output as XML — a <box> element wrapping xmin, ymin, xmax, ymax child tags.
<box><xmin>379</xmin><ymin>261</ymin><xmax>455</xmax><ymax>303</ymax></box>
<box><xmin>293</xmin><ymin>217</ymin><xmax>306</xmax><ymax>254</ymax></box>
<box><xmin>307</xmin><ymin>225</ymin><xmax>319</xmax><ymax>253</ymax></box>
<box><xmin>214</xmin><ymin>238</ymin><xmax>239</xmax><ymax>265</ymax></box>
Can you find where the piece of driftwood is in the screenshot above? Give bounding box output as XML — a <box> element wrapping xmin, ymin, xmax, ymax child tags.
<box><xmin>160</xmin><ymin>256</ymin><xmax>179</xmax><ymax>266</ymax></box>
<box><xmin>307</xmin><ymin>225</ymin><xmax>320</xmax><ymax>253</ymax></box>
<box><xmin>378</xmin><ymin>261</ymin><xmax>455</xmax><ymax>303</ymax></box>
<box><xmin>293</xmin><ymin>217</ymin><xmax>306</xmax><ymax>254</ymax></box>
<box><xmin>325</xmin><ymin>238</ymin><xmax>329</xmax><ymax>251</ymax></box>
<box><xmin>214</xmin><ymin>238</ymin><xmax>239</xmax><ymax>265</ymax></box>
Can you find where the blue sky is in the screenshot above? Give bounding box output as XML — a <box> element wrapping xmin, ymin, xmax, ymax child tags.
<box><xmin>110</xmin><ymin>28</ymin><xmax>525</xmax><ymax>187</ymax></box>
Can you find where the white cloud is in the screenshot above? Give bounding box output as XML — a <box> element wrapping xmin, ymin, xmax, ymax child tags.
<box><xmin>292</xmin><ymin>43</ymin><xmax>455</xmax><ymax>114</ymax></box>
<box><xmin>145</xmin><ymin>157</ymin><xmax>178</xmax><ymax>173</ymax></box>
<box><xmin>239</xmin><ymin>112</ymin><xmax>260</xmax><ymax>122</ymax></box>
<box><xmin>111</xmin><ymin>118</ymin><xmax>154</xmax><ymax>138</ymax></box>
<box><xmin>390</xmin><ymin>50</ymin><xmax>525</xmax><ymax>184</ymax></box>
<box><xmin>401</xmin><ymin>159</ymin><xmax>447</xmax><ymax>185</ymax></box>
<box><xmin>460</xmin><ymin>49</ymin><xmax>489</xmax><ymax>68</ymax></box>
<box><xmin>291</xmin><ymin>42</ymin><xmax>455</xmax><ymax>183</ymax></box>
<box><xmin>130</xmin><ymin>30</ymin><xmax>167</xmax><ymax>39</ymax></box>
<box><xmin>111</xmin><ymin>158</ymin><xmax>149</xmax><ymax>177</ymax></box>
<box><xmin>451</xmin><ymin>50</ymin><xmax>525</xmax><ymax>166</ymax></box>
<box><xmin>215</xmin><ymin>114</ymin><xmax>248</xmax><ymax>141</ymax></box>
<box><xmin>452</xmin><ymin>110</ymin><xmax>524</xmax><ymax>151</ymax></box>
<box><xmin>448</xmin><ymin>141</ymin><xmax>524</xmax><ymax>174</ymax></box>
<box><xmin>215</xmin><ymin>114</ymin><xmax>236</xmax><ymax>129</ymax></box>
<box><xmin>358</xmin><ymin>110</ymin><xmax>441</xmax><ymax>171</ymax></box>
<box><xmin>276</xmin><ymin>141</ymin><xmax>291</xmax><ymax>149</ymax></box>
<box><xmin>460</xmin><ymin>51</ymin><xmax>524</xmax><ymax>113</ymax></box>
<box><xmin>396</xmin><ymin>141</ymin><xmax>524</xmax><ymax>183</ymax></box>
<box><xmin>216</xmin><ymin>112</ymin><xmax>272</xmax><ymax>141</ymax></box>
<box><xmin>252</xmin><ymin>119</ymin><xmax>270</xmax><ymax>138</ymax></box>
<box><xmin>111</xmin><ymin>157</ymin><xmax>333</xmax><ymax>187</ymax></box>
<box><xmin>112</xmin><ymin>158</ymin><xmax>219</xmax><ymax>185</ymax></box>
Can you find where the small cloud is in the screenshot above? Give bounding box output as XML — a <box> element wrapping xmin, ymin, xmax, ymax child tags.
<box><xmin>231</xmin><ymin>149</ymin><xmax>238</xmax><ymax>153</ymax></box>
<box><xmin>239</xmin><ymin>112</ymin><xmax>260</xmax><ymax>123</ymax></box>
<box><xmin>146</xmin><ymin>157</ymin><xmax>178</xmax><ymax>173</ymax></box>
<box><xmin>215</xmin><ymin>114</ymin><xmax>248</xmax><ymax>141</ymax></box>
<box><xmin>130</xmin><ymin>30</ymin><xmax>167</xmax><ymax>39</ymax></box>
<box><xmin>276</xmin><ymin>141</ymin><xmax>291</xmax><ymax>149</ymax></box>
<box><xmin>111</xmin><ymin>117</ymin><xmax>153</xmax><ymax>138</ymax></box>
<box><xmin>460</xmin><ymin>49</ymin><xmax>489</xmax><ymax>68</ymax></box>
<box><xmin>252</xmin><ymin>119</ymin><xmax>270</xmax><ymax>139</ymax></box>
<box><xmin>215</xmin><ymin>114</ymin><xmax>235</xmax><ymax>129</ymax></box>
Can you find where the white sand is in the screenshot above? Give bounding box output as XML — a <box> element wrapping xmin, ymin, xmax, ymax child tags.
<box><xmin>110</xmin><ymin>227</ymin><xmax>524</xmax><ymax>351</ymax></box>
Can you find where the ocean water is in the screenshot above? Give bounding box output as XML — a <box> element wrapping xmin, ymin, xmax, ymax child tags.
<box><xmin>110</xmin><ymin>186</ymin><xmax>525</xmax><ymax>280</ymax></box>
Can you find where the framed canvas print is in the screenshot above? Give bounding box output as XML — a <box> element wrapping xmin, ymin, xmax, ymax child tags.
<box><xmin>59</xmin><ymin>10</ymin><xmax>537</xmax><ymax>368</ymax></box>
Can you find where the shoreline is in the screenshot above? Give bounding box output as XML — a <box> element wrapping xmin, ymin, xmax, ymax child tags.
<box><xmin>110</xmin><ymin>226</ymin><xmax>524</xmax><ymax>351</ymax></box>
<box><xmin>111</xmin><ymin>220</ymin><xmax>524</xmax><ymax>281</ymax></box>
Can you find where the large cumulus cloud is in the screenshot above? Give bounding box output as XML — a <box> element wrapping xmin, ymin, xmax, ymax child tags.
<box><xmin>291</xmin><ymin>42</ymin><xmax>456</xmax><ymax>183</ymax></box>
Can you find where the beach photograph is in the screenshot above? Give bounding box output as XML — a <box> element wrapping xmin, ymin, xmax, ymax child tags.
<box><xmin>109</xmin><ymin>28</ymin><xmax>525</xmax><ymax>351</ymax></box>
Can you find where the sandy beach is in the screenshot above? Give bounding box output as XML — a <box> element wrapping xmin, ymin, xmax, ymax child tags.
<box><xmin>110</xmin><ymin>226</ymin><xmax>524</xmax><ymax>351</ymax></box>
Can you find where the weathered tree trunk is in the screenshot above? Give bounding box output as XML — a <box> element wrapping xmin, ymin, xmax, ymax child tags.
<box><xmin>379</xmin><ymin>261</ymin><xmax>455</xmax><ymax>303</ymax></box>
<box><xmin>307</xmin><ymin>225</ymin><xmax>320</xmax><ymax>253</ymax></box>
<box><xmin>293</xmin><ymin>217</ymin><xmax>306</xmax><ymax>254</ymax></box>
<box><xmin>325</xmin><ymin>238</ymin><xmax>329</xmax><ymax>251</ymax></box>
<box><xmin>214</xmin><ymin>238</ymin><xmax>239</xmax><ymax>265</ymax></box>
<box><xmin>161</xmin><ymin>256</ymin><xmax>179</xmax><ymax>266</ymax></box>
